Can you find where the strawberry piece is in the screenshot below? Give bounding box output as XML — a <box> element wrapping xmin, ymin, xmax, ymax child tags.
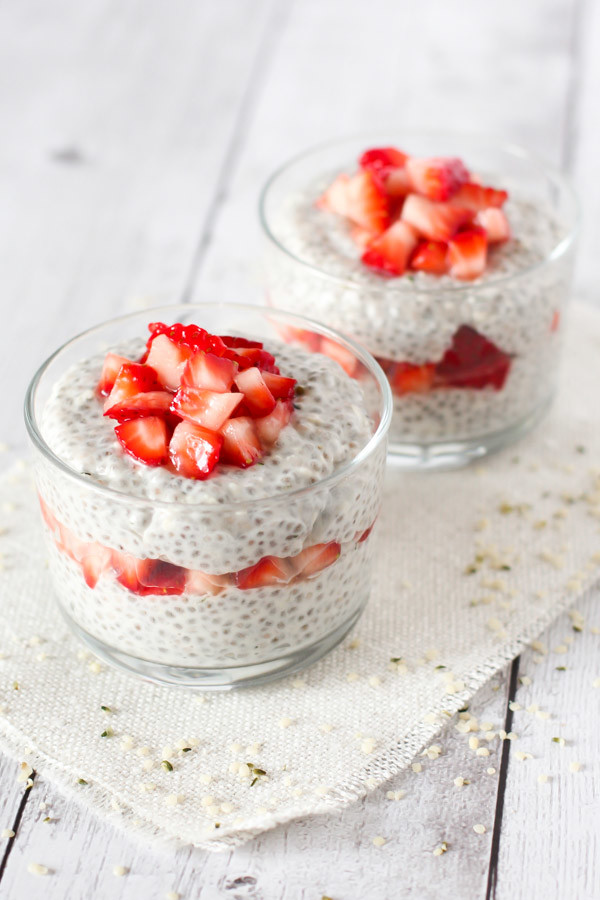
<box><xmin>410</xmin><ymin>240</ymin><xmax>449</xmax><ymax>275</ymax></box>
<box><xmin>475</xmin><ymin>207</ymin><xmax>511</xmax><ymax>243</ymax></box>
<box><xmin>181</xmin><ymin>352</ymin><xmax>237</xmax><ymax>392</ymax></box>
<box><xmin>361</xmin><ymin>220</ymin><xmax>418</xmax><ymax>277</ymax></box>
<box><xmin>135</xmin><ymin>559</ymin><xmax>186</xmax><ymax>596</ymax></box>
<box><xmin>219</xmin><ymin>336</ymin><xmax>263</xmax><ymax>350</ymax></box>
<box><xmin>319</xmin><ymin>337</ymin><xmax>358</xmax><ymax>377</ymax></box>
<box><xmin>450</xmin><ymin>182</ymin><xmax>508</xmax><ymax>212</ymax></box>
<box><xmin>81</xmin><ymin>543</ymin><xmax>112</xmax><ymax>589</ymax></box>
<box><xmin>104</xmin><ymin>390</ymin><xmax>173</xmax><ymax>421</ymax></box>
<box><xmin>406</xmin><ymin>156</ymin><xmax>470</xmax><ymax>201</ymax></box>
<box><xmin>171</xmin><ymin>387</ymin><xmax>242</xmax><ymax>431</ymax></box>
<box><xmin>345</xmin><ymin>170</ymin><xmax>390</xmax><ymax>233</ymax></box>
<box><xmin>359</xmin><ymin>147</ymin><xmax>408</xmax><ymax>175</ymax></box>
<box><xmin>169</xmin><ymin>421</ymin><xmax>222</xmax><ymax>479</ymax></box>
<box><xmin>389</xmin><ymin>362</ymin><xmax>436</xmax><ymax>395</ymax></box>
<box><xmin>435</xmin><ymin>325</ymin><xmax>511</xmax><ymax>390</ymax></box>
<box><xmin>103</xmin><ymin>363</ymin><xmax>161</xmax><ymax>412</ymax></box>
<box><xmin>254</xmin><ymin>400</ymin><xmax>293</xmax><ymax>446</ymax></box>
<box><xmin>186</xmin><ymin>569</ymin><xmax>230</xmax><ymax>596</ymax></box>
<box><xmin>146</xmin><ymin>322</ymin><xmax>228</xmax><ymax>357</ymax></box>
<box><xmin>220</xmin><ymin>417</ymin><xmax>262</xmax><ymax>467</ymax></box>
<box><xmin>293</xmin><ymin>541</ymin><xmax>341</xmax><ymax>579</ymax></box>
<box><xmin>114</xmin><ymin>416</ymin><xmax>169</xmax><ymax>466</ymax></box>
<box><xmin>145</xmin><ymin>334</ymin><xmax>192</xmax><ymax>390</ymax></box>
<box><xmin>402</xmin><ymin>194</ymin><xmax>474</xmax><ymax>242</ymax></box>
<box><xmin>350</xmin><ymin>225</ymin><xmax>374</xmax><ymax>249</ymax></box>
<box><xmin>111</xmin><ymin>550</ymin><xmax>141</xmax><ymax>592</ymax></box>
<box><xmin>317</xmin><ymin>173</ymin><xmax>352</xmax><ymax>217</ymax></box>
<box><xmin>448</xmin><ymin>227</ymin><xmax>488</xmax><ymax>280</ymax></box>
<box><xmin>234</xmin><ymin>367</ymin><xmax>276</xmax><ymax>417</ymax></box>
<box><xmin>384</xmin><ymin>167</ymin><xmax>412</xmax><ymax>198</ymax></box>
<box><xmin>233</xmin><ymin>347</ymin><xmax>278</xmax><ymax>374</ymax></box>
<box><xmin>262</xmin><ymin>372</ymin><xmax>296</xmax><ymax>400</ymax></box>
<box><xmin>98</xmin><ymin>354</ymin><xmax>132</xmax><ymax>396</ymax></box>
<box><xmin>235</xmin><ymin>555</ymin><xmax>295</xmax><ymax>590</ymax></box>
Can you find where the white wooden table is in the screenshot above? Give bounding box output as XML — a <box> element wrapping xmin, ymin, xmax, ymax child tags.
<box><xmin>1</xmin><ymin>0</ymin><xmax>599</xmax><ymax>897</ymax></box>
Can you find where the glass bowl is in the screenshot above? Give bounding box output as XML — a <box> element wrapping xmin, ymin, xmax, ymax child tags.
<box><xmin>259</xmin><ymin>132</ymin><xmax>579</xmax><ymax>469</ymax></box>
<box><xmin>24</xmin><ymin>303</ymin><xmax>391</xmax><ymax>689</ymax></box>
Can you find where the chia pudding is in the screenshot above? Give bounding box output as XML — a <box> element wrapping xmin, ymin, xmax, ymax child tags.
<box><xmin>260</xmin><ymin>136</ymin><xmax>578</xmax><ymax>465</ymax></box>
<box><xmin>26</xmin><ymin>305</ymin><xmax>390</xmax><ymax>687</ymax></box>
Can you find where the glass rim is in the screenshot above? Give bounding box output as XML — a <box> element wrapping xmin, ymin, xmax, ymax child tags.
<box><xmin>24</xmin><ymin>301</ymin><xmax>392</xmax><ymax>511</ymax></box>
<box><xmin>259</xmin><ymin>129</ymin><xmax>581</xmax><ymax>295</ymax></box>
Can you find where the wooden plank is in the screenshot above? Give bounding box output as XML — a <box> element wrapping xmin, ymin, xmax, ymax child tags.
<box><xmin>0</xmin><ymin>0</ymin><xmax>276</xmax><ymax>455</ymax></box>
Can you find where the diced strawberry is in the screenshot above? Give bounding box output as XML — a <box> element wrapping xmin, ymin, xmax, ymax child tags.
<box><xmin>406</xmin><ymin>156</ymin><xmax>470</xmax><ymax>201</ymax></box>
<box><xmin>475</xmin><ymin>207</ymin><xmax>511</xmax><ymax>243</ymax></box>
<box><xmin>111</xmin><ymin>550</ymin><xmax>141</xmax><ymax>592</ymax></box>
<box><xmin>361</xmin><ymin>220</ymin><xmax>418</xmax><ymax>277</ymax></box>
<box><xmin>402</xmin><ymin>194</ymin><xmax>474</xmax><ymax>242</ymax></box>
<box><xmin>359</xmin><ymin>147</ymin><xmax>408</xmax><ymax>175</ymax></box>
<box><xmin>98</xmin><ymin>354</ymin><xmax>132</xmax><ymax>397</ymax></box>
<box><xmin>448</xmin><ymin>227</ymin><xmax>488</xmax><ymax>281</ymax></box>
<box><xmin>293</xmin><ymin>541</ymin><xmax>341</xmax><ymax>579</ymax></box>
<box><xmin>350</xmin><ymin>225</ymin><xmax>375</xmax><ymax>249</ymax></box>
<box><xmin>235</xmin><ymin>555</ymin><xmax>296</xmax><ymax>590</ymax></box>
<box><xmin>450</xmin><ymin>182</ymin><xmax>508</xmax><ymax>212</ymax></box>
<box><xmin>81</xmin><ymin>543</ymin><xmax>112</xmax><ymax>589</ymax></box>
<box><xmin>357</xmin><ymin>522</ymin><xmax>375</xmax><ymax>543</ymax></box>
<box><xmin>181</xmin><ymin>352</ymin><xmax>237</xmax><ymax>392</ymax></box>
<box><xmin>145</xmin><ymin>334</ymin><xmax>192</xmax><ymax>390</ymax></box>
<box><xmin>384</xmin><ymin>167</ymin><xmax>412</xmax><ymax>198</ymax></box>
<box><xmin>186</xmin><ymin>568</ymin><xmax>230</xmax><ymax>596</ymax></box>
<box><xmin>345</xmin><ymin>170</ymin><xmax>390</xmax><ymax>233</ymax></box>
<box><xmin>435</xmin><ymin>325</ymin><xmax>511</xmax><ymax>390</ymax></box>
<box><xmin>233</xmin><ymin>347</ymin><xmax>278</xmax><ymax>374</ymax></box>
<box><xmin>171</xmin><ymin>387</ymin><xmax>242</xmax><ymax>431</ymax></box>
<box><xmin>169</xmin><ymin>420</ymin><xmax>222</xmax><ymax>479</ymax></box>
<box><xmin>146</xmin><ymin>322</ymin><xmax>228</xmax><ymax>357</ymax></box>
<box><xmin>103</xmin><ymin>363</ymin><xmax>161</xmax><ymax>412</ymax></box>
<box><xmin>234</xmin><ymin>367</ymin><xmax>276</xmax><ymax>417</ymax></box>
<box><xmin>219</xmin><ymin>336</ymin><xmax>263</xmax><ymax>349</ymax></box>
<box><xmin>135</xmin><ymin>559</ymin><xmax>187</xmax><ymax>596</ymax></box>
<box><xmin>254</xmin><ymin>400</ymin><xmax>293</xmax><ymax>446</ymax></box>
<box><xmin>115</xmin><ymin>416</ymin><xmax>169</xmax><ymax>466</ymax></box>
<box><xmin>319</xmin><ymin>337</ymin><xmax>358</xmax><ymax>377</ymax></box>
<box><xmin>220</xmin><ymin>417</ymin><xmax>262</xmax><ymax>467</ymax></box>
<box><xmin>389</xmin><ymin>362</ymin><xmax>436</xmax><ymax>395</ymax></box>
<box><xmin>262</xmin><ymin>372</ymin><xmax>296</xmax><ymax>400</ymax></box>
<box><xmin>104</xmin><ymin>390</ymin><xmax>173</xmax><ymax>421</ymax></box>
<box><xmin>410</xmin><ymin>240</ymin><xmax>449</xmax><ymax>275</ymax></box>
<box><xmin>316</xmin><ymin>172</ymin><xmax>352</xmax><ymax>217</ymax></box>
<box><xmin>60</xmin><ymin>525</ymin><xmax>88</xmax><ymax>563</ymax></box>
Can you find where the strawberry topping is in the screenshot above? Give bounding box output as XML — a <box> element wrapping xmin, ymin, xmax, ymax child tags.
<box><xmin>359</xmin><ymin>147</ymin><xmax>408</xmax><ymax>175</ymax></box>
<box><xmin>448</xmin><ymin>226</ymin><xmax>488</xmax><ymax>281</ymax></box>
<box><xmin>220</xmin><ymin>417</ymin><xmax>262</xmax><ymax>467</ymax></box>
<box><xmin>169</xmin><ymin>420</ymin><xmax>223</xmax><ymax>479</ymax></box>
<box><xmin>410</xmin><ymin>240</ymin><xmax>449</xmax><ymax>275</ymax></box>
<box><xmin>361</xmin><ymin>220</ymin><xmax>418</xmax><ymax>277</ymax></box>
<box><xmin>114</xmin><ymin>416</ymin><xmax>169</xmax><ymax>466</ymax></box>
<box><xmin>435</xmin><ymin>325</ymin><xmax>511</xmax><ymax>390</ymax></box>
<box><xmin>171</xmin><ymin>387</ymin><xmax>242</xmax><ymax>432</ymax></box>
<box><xmin>98</xmin><ymin>354</ymin><xmax>132</xmax><ymax>397</ymax></box>
<box><xmin>405</xmin><ymin>156</ymin><xmax>470</xmax><ymax>201</ymax></box>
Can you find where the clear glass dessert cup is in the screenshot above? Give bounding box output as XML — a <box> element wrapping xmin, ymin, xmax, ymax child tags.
<box><xmin>24</xmin><ymin>303</ymin><xmax>391</xmax><ymax>689</ymax></box>
<box><xmin>259</xmin><ymin>132</ymin><xmax>580</xmax><ymax>469</ymax></box>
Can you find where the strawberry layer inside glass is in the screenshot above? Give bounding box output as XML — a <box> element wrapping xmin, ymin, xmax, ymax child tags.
<box><xmin>40</xmin><ymin>497</ymin><xmax>373</xmax><ymax>596</ymax></box>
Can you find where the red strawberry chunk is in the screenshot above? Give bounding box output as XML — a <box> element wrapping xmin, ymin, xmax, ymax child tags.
<box><xmin>319</xmin><ymin>337</ymin><xmax>359</xmax><ymax>377</ymax></box>
<box><xmin>450</xmin><ymin>182</ymin><xmax>508</xmax><ymax>212</ymax></box>
<box><xmin>98</xmin><ymin>353</ymin><xmax>132</xmax><ymax>397</ymax></box>
<box><xmin>448</xmin><ymin>227</ymin><xmax>488</xmax><ymax>281</ymax></box>
<box><xmin>402</xmin><ymin>194</ymin><xmax>474</xmax><ymax>242</ymax></box>
<box><xmin>345</xmin><ymin>169</ymin><xmax>390</xmax><ymax>233</ymax></box>
<box><xmin>145</xmin><ymin>334</ymin><xmax>192</xmax><ymax>390</ymax></box>
<box><xmin>361</xmin><ymin>220</ymin><xmax>418</xmax><ymax>277</ymax></box>
<box><xmin>185</xmin><ymin>569</ymin><xmax>230</xmax><ymax>596</ymax></box>
<box><xmin>475</xmin><ymin>207</ymin><xmax>511</xmax><ymax>243</ymax></box>
<box><xmin>359</xmin><ymin>147</ymin><xmax>408</xmax><ymax>175</ymax></box>
<box><xmin>234</xmin><ymin>367</ymin><xmax>276</xmax><ymax>417</ymax></box>
<box><xmin>220</xmin><ymin>417</ymin><xmax>262</xmax><ymax>467</ymax></box>
<box><xmin>181</xmin><ymin>352</ymin><xmax>237</xmax><ymax>392</ymax></box>
<box><xmin>169</xmin><ymin>421</ymin><xmax>222</xmax><ymax>479</ymax></box>
<box><xmin>233</xmin><ymin>346</ymin><xmax>278</xmax><ymax>373</ymax></box>
<box><xmin>254</xmin><ymin>400</ymin><xmax>293</xmax><ymax>446</ymax></box>
<box><xmin>406</xmin><ymin>156</ymin><xmax>470</xmax><ymax>201</ymax></box>
<box><xmin>317</xmin><ymin>173</ymin><xmax>352</xmax><ymax>217</ymax></box>
<box><xmin>81</xmin><ymin>543</ymin><xmax>112</xmax><ymax>589</ymax></box>
<box><xmin>435</xmin><ymin>325</ymin><xmax>511</xmax><ymax>390</ymax></box>
<box><xmin>384</xmin><ymin>167</ymin><xmax>412</xmax><ymax>198</ymax></box>
<box><xmin>146</xmin><ymin>322</ymin><xmax>228</xmax><ymax>356</ymax></box>
<box><xmin>350</xmin><ymin>225</ymin><xmax>374</xmax><ymax>249</ymax></box>
<box><xmin>389</xmin><ymin>362</ymin><xmax>436</xmax><ymax>395</ymax></box>
<box><xmin>219</xmin><ymin>335</ymin><xmax>263</xmax><ymax>349</ymax></box>
<box><xmin>135</xmin><ymin>559</ymin><xmax>186</xmax><ymax>596</ymax></box>
<box><xmin>262</xmin><ymin>371</ymin><xmax>296</xmax><ymax>400</ymax></box>
<box><xmin>171</xmin><ymin>387</ymin><xmax>242</xmax><ymax>431</ymax></box>
<box><xmin>104</xmin><ymin>390</ymin><xmax>173</xmax><ymax>421</ymax></box>
<box><xmin>410</xmin><ymin>240</ymin><xmax>449</xmax><ymax>275</ymax></box>
<box><xmin>111</xmin><ymin>550</ymin><xmax>141</xmax><ymax>592</ymax></box>
<box><xmin>103</xmin><ymin>363</ymin><xmax>161</xmax><ymax>412</ymax></box>
<box><xmin>293</xmin><ymin>541</ymin><xmax>341</xmax><ymax>579</ymax></box>
<box><xmin>114</xmin><ymin>416</ymin><xmax>169</xmax><ymax>466</ymax></box>
<box><xmin>235</xmin><ymin>555</ymin><xmax>296</xmax><ymax>590</ymax></box>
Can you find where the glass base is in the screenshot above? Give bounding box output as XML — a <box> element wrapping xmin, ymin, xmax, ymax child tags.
<box><xmin>386</xmin><ymin>394</ymin><xmax>553</xmax><ymax>471</ymax></box>
<box><xmin>59</xmin><ymin>603</ymin><xmax>366</xmax><ymax>691</ymax></box>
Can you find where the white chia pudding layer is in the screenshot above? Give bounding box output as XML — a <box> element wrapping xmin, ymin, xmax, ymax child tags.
<box><xmin>264</xmin><ymin>178</ymin><xmax>574</xmax><ymax>444</ymax></box>
<box><xmin>48</xmin><ymin>537</ymin><xmax>371</xmax><ymax>667</ymax></box>
<box><xmin>37</xmin><ymin>338</ymin><xmax>384</xmax><ymax>572</ymax></box>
